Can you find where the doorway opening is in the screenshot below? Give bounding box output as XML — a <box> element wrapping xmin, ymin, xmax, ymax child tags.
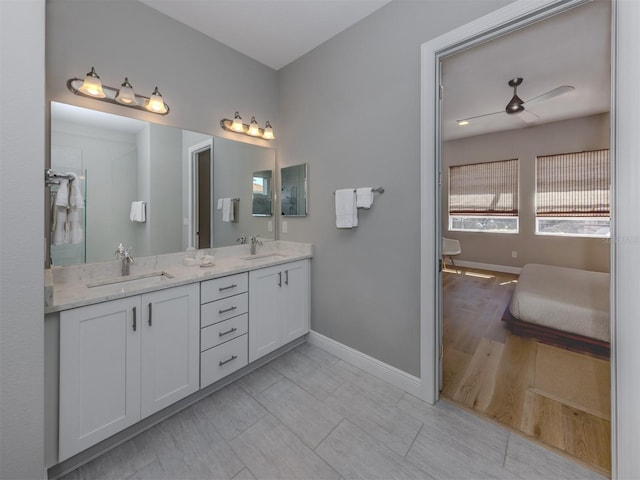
<box><xmin>188</xmin><ymin>139</ymin><xmax>214</xmax><ymax>249</ymax></box>
<box><xmin>420</xmin><ymin>0</ymin><xmax>614</xmax><ymax>477</ymax></box>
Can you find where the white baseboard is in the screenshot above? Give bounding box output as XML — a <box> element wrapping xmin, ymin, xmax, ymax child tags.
<box><xmin>454</xmin><ymin>260</ymin><xmax>522</xmax><ymax>275</ymax></box>
<box><xmin>307</xmin><ymin>331</ymin><xmax>423</xmax><ymax>398</ymax></box>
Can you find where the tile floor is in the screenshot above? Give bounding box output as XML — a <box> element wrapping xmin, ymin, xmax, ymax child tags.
<box><xmin>59</xmin><ymin>342</ymin><xmax>606</xmax><ymax>480</ymax></box>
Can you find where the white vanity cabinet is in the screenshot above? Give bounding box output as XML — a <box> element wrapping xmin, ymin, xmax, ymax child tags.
<box><xmin>249</xmin><ymin>259</ymin><xmax>310</xmax><ymax>362</ymax></box>
<box><xmin>58</xmin><ymin>284</ymin><xmax>199</xmax><ymax>461</ymax></box>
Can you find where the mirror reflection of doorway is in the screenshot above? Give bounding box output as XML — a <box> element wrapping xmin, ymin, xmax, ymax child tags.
<box><xmin>189</xmin><ymin>139</ymin><xmax>214</xmax><ymax>250</ymax></box>
<box><xmin>195</xmin><ymin>147</ymin><xmax>211</xmax><ymax>249</ymax></box>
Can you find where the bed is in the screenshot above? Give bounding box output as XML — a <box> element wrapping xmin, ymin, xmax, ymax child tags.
<box><xmin>502</xmin><ymin>263</ymin><xmax>610</xmax><ymax>358</ymax></box>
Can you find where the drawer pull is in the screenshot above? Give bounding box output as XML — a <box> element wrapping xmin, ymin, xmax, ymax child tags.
<box><xmin>132</xmin><ymin>306</ymin><xmax>137</xmax><ymax>331</ymax></box>
<box><xmin>219</xmin><ymin>355</ymin><xmax>238</xmax><ymax>366</ymax></box>
<box><xmin>218</xmin><ymin>306</ymin><xmax>237</xmax><ymax>315</ymax></box>
<box><xmin>285</xmin><ymin>270</ymin><xmax>289</xmax><ymax>285</ymax></box>
<box><xmin>148</xmin><ymin>302</ymin><xmax>152</xmax><ymax>326</ymax></box>
<box><xmin>218</xmin><ymin>327</ymin><xmax>238</xmax><ymax>337</ymax></box>
<box><xmin>278</xmin><ymin>272</ymin><xmax>282</xmax><ymax>287</ymax></box>
<box><xmin>218</xmin><ymin>284</ymin><xmax>238</xmax><ymax>292</ymax></box>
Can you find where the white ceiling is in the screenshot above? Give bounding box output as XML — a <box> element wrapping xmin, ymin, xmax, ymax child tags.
<box><xmin>138</xmin><ymin>0</ymin><xmax>392</xmax><ymax>71</ymax></box>
<box><xmin>442</xmin><ymin>0</ymin><xmax>611</xmax><ymax>140</ymax></box>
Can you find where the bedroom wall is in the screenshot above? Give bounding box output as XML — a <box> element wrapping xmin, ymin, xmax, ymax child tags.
<box><xmin>442</xmin><ymin>113</ymin><xmax>610</xmax><ymax>273</ymax></box>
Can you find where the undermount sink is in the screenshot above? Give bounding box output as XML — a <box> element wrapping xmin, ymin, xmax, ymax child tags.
<box><xmin>86</xmin><ymin>271</ymin><xmax>175</xmax><ymax>289</ymax></box>
<box><xmin>240</xmin><ymin>253</ymin><xmax>289</xmax><ymax>261</ymax></box>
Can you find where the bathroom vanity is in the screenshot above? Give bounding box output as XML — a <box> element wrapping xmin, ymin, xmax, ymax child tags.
<box><xmin>45</xmin><ymin>241</ymin><xmax>311</xmax><ymax>466</ymax></box>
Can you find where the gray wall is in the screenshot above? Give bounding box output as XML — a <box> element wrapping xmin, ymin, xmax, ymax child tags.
<box><xmin>277</xmin><ymin>0</ymin><xmax>513</xmax><ymax>376</ymax></box>
<box><xmin>0</xmin><ymin>1</ymin><xmax>46</xmax><ymax>479</ymax></box>
<box><xmin>46</xmin><ymin>0</ymin><xmax>278</xmax><ymax>147</ymax></box>
<box><xmin>442</xmin><ymin>113</ymin><xmax>610</xmax><ymax>273</ymax></box>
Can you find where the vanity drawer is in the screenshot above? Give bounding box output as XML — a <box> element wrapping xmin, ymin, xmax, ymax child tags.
<box><xmin>201</xmin><ymin>314</ymin><xmax>248</xmax><ymax>352</ymax></box>
<box><xmin>201</xmin><ymin>273</ymin><xmax>248</xmax><ymax>303</ymax></box>
<box><xmin>200</xmin><ymin>334</ymin><xmax>248</xmax><ymax>388</ymax></box>
<box><xmin>201</xmin><ymin>293</ymin><xmax>248</xmax><ymax>328</ymax></box>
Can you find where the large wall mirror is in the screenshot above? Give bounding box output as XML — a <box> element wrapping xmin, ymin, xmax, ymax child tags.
<box><xmin>50</xmin><ymin>102</ymin><xmax>276</xmax><ymax>266</ymax></box>
<box><xmin>281</xmin><ymin>164</ymin><xmax>307</xmax><ymax>216</ymax></box>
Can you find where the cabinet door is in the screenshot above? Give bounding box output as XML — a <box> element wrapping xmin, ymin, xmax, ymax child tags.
<box><xmin>141</xmin><ymin>284</ymin><xmax>199</xmax><ymax>418</ymax></box>
<box><xmin>249</xmin><ymin>264</ymin><xmax>282</xmax><ymax>362</ymax></box>
<box><xmin>281</xmin><ymin>260</ymin><xmax>310</xmax><ymax>344</ymax></box>
<box><xmin>59</xmin><ymin>296</ymin><xmax>141</xmax><ymax>462</ymax></box>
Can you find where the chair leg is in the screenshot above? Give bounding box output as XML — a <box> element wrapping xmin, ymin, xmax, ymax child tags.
<box><xmin>448</xmin><ymin>256</ymin><xmax>460</xmax><ymax>274</ymax></box>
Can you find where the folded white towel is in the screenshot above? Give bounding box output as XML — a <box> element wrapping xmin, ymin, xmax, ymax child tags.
<box><xmin>52</xmin><ymin>207</ymin><xmax>67</xmax><ymax>245</ymax></box>
<box><xmin>55</xmin><ymin>178</ymin><xmax>69</xmax><ymax>207</ymax></box>
<box><xmin>130</xmin><ymin>201</ymin><xmax>146</xmax><ymax>222</ymax></box>
<box><xmin>335</xmin><ymin>189</ymin><xmax>358</xmax><ymax>228</ymax></box>
<box><xmin>222</xmin><ymin>198</ymin><xmax>234</xmax><ymax>222</ymax></box>
<box><xmin>356</xmin><ymin>188</ymin><xmax>374</xmax><ymax>209</ymax></box>
<box><xmin>68</xmin><ymin>173</ymin><xmax>84</xmax><ymax>209</ymax></box>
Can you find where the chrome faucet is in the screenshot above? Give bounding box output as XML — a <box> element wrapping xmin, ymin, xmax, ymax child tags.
<box><xmin>250</xmin><ymin>236</ymin><xmax>263</xmax><ymax>255</ymax></box>
<box><xmin>236</xmin><ymin>234</ymin><xmax>247</xmax><ymax>245</ymax></box>
<box><xmin>115</xmin><ymin>243</ymin><xmax>134</xmax><ymax>276</ymax></box>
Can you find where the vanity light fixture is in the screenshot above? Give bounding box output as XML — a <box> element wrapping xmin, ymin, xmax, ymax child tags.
<box><xmin>77</xmin><ymin>67</ymin><xmax>106</xmax><ymax>98</ymax></box>
<box><xmin>67</xmin><ymin>67</ymin><xmax>170</xmax><ymax>115</ymax></box>
<box><xmin>220</xmin><ymin>112</ymin><xmax>275</xmax><ymax>140</ymax></box>
<box><xmin>247</xmin><ymin>116</ymin><xmax>261</xmax><ymax>136</ymax></box>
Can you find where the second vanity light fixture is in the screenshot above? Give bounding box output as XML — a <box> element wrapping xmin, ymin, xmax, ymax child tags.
<box><xmin>67</xmin><ymin>67</ymin><xmax>169</xmax><ymax>115</ymax></box>
<box><xmin>220</xmin><ymin>112</ymin><xmax>275</xmax><ymax>140</ymax></box>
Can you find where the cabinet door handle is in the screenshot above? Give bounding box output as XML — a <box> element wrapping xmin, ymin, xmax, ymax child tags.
<box><xmin>219</xmin><ymin>355</ymin><xmax>238</xmax><ymax>366</ymax></box>
<box><xmin>219</xmin><ymin>284</ymin><xmax>237</xmax><ymax>292</ymax></box>
<box><xmin>218</xmin><ymin>306</ymin><xmax>237</xmax><ymax>315</ymax></box>
<box><xmin>148</xmin><ymin>303</ymin><xmax>152</xmax><ymax>326</ymax></box>
<box><xmin>278</xmin><ymin>272</ymin><xmax>282</xmax><ymax>287</ymax></box>
<box><xmin>132</xmin><ymin>306</ymin><xmax>137</xmax><ymax>331</ymax></box>
<box><xmin>218</xmin><ymin>327</ymin><xmax>237</xmax><ymax>337</ymax></box>
<box><xmin>285</xmin><ymin>270</ymin><xmax>289</xmax><ymax>285</ymax></box>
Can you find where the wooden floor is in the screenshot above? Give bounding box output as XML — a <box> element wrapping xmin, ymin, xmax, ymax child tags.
<box><xmin>442</xmin><ymin>266</ymin><xmax>611</xmax><ymax>477</ymax></box>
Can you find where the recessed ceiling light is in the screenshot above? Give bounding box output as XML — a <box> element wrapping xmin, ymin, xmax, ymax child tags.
<box><xmin>457</xmin><ymin>120</ymin><xmax>470</xmax><ymax>126</ymax></box>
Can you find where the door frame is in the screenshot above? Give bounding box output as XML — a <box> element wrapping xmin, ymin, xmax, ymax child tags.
<box><xmin>187</xmin><ymin>138</ymin><xmax>214</xmax><ymax>249</ymax></box>
<box><xmin>420</xmin><ymin>0</ymin><xmax>622</xmax><ymax>474</ymax></box>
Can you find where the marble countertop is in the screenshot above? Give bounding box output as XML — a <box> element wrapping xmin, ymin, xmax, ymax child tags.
<box><xmin>45</xmin><ymin>241</ymin><xmax>312</xmax><ymax>314</ymax></box>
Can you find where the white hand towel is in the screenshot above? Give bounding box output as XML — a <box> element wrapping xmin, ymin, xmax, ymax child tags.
<box><xmin>335</xmin><ymin>189</ymin><xmax>358</xmax><ymax>228</ymax></box>
<box><xmin>68</xmin><ymin>173</ymin><xmax>84</xmax><ymax>209</ymax></box>
<box><xmin>55</xmin><ymin>178</ymin><xmax>69</xmax><ymax>207</ymax></box>
<box><xmin>52</xmin><ymin>207</ymin><xmax>67</xmax><ymax>245</ymax></box>
<box><xmin>222</xmin><ymin>198</ymin><xmax>234</xmax><ymax>222</ymax></box>
<box><xmin>356</xmin><ymin>188</ymin><xmax>374</xmax><ymax>209</ymax></box>
<box><xmin>217</xmin><ymin>198</ymin><xmax>224</xmax><ymax>210</ymax></box>
<box><xmin>68</xmin><ymin>208</ymin><xmax>84</xmax><ymax>244</ymax></box>
<box><xmin>130</xmin><ymin>201</ymin><xmax>146</xmax><ymax>222</ymax></box>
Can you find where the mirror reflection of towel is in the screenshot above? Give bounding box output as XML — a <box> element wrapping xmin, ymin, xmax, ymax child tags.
<box><xmin>222</xmin><ymin>198</ymin><xmax>234</xmax><ymax>222</ymax></box>
<box><xmin>130</xmin><ymin>201</ymin><xmax>146</xmax><ymax>222</ymax></box>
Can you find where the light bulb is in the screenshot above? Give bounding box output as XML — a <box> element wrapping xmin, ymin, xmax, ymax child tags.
<box><xmin>78</xmin><ymin>67</ymin><xmax>106</xmax><ymax>98</ymax></box>
<box><xmin>115</xmin><ymin>77</ymin><xmax>137</xmax><ymax>105</ymax></box>
<box><xmin>145</xmin><ymin>86</ymin><xmax>167</xmax><ymax>114</ymax></box>
<box><xmin>262</xmin><ymin>121</ymin><xmax>274</xmax><ymax>140</ymax></box>
<box><xmin>247</xmin><ymin>116</ymin><xmax>261</xmax><ymax>136</ymax></box>
<box><xmin>231</xmin><ymin>112</ymin><xmax>245</xmax><ymax>132</ymax></box>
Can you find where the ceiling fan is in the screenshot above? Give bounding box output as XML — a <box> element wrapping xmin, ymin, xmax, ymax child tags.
<box><xmin>456</xmin><ymin>77</ymin><xmax>575</xmax><ymax>126</ymax></box>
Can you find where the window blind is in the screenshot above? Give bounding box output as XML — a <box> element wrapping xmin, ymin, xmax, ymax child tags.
<box><xmin>536</xmin><ymin>149</ymin><xmax>610</xmax><ymax>217</ymax></box>
<box><xmin>449</xmin><ymin>159</ymin><xmax>519</xmax><ymax>216</ymax></box>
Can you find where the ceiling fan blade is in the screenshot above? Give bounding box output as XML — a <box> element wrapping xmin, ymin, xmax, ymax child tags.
<box><xmin>456</xmin><ymin>110</ymin><xmax>504</xmax><ymax>124</ymax></box>
<box><xmin>515</xmin><ymin>109</ymin><xmax>539</xmax><ymax>124</ymax></box>
<box><xmin>524</xmin><ymin>85</ymin><xmax>575</xmax><ymax>106</ymax></box>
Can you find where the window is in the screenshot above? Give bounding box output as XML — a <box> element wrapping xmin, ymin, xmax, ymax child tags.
<box><xmin>448</xmin><ymin>159</ymin><xmax>519</xmax><ymax>233</ymax></box>
<box><xmin>535</xmin><ymin>149</ymin><xmax>610</xmax><ymax>237</ymax></box>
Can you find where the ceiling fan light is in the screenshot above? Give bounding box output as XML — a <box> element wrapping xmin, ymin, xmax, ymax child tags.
<box><xmin>506</xmin><ymin>95</ymin><xmax>524</xmax><ymax>114</ymax></box>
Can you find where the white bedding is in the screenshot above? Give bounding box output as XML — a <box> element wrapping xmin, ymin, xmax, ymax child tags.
<box><xmin>509</xmin><ymin>264</ymin><xmax>610</xmax><ymax>342</ymax></box>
